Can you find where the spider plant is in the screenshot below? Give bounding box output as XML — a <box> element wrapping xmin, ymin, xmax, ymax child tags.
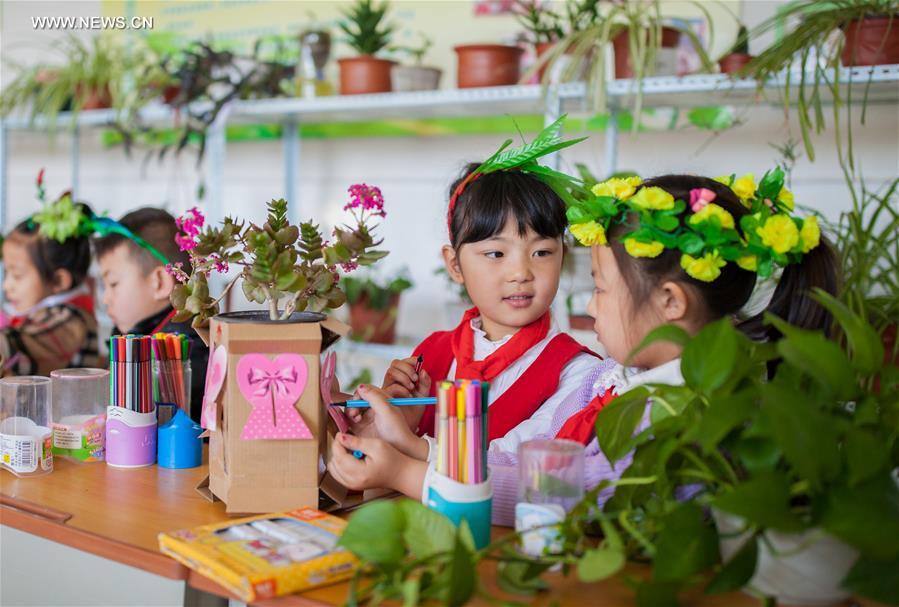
<box><xmin>1</xmin><ymin>33</ymin><xmax>163</xmax><ymax>129</ymax></box>
<box><xmin>825</xmin><ymin>177</ymin><xmax>899</xmax><ymax>340</ymax></box>
<box><xmin>531</xmin><ymin>0</ymin><xmax>715</xmax><ymax>121</ymax></box>
<box><xmin>744</xmin><ymin>0</ymin><xmax>899</xmax><ymax>172</ymax></box>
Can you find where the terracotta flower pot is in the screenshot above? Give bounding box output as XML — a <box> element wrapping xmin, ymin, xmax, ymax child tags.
<box><xmin>338</xmin><ymin>55</ymin><xmax>395</xmax><ymax>95</ymax></box>
<box><xmin>718</xmin><ymin>52</ymin><xmax>754</xmax><ymax>75</ymax></box>
<box><xmin>568</xmin><ymin>315</ymin><xmax>595</xmax><ymax>331</ymax></box>
<box><xmin>349</xmin><ymin>293</ymin><xmax>400</xmax><ymax>344</ymax></box>
<box><xmin>454</xmin><ymin>44</ymin><xmax>523</xmax><ymax>88</ymax></box>
<box><xmin>612</xmin><ymin>26</ymin><xmax>681</xmax><ymax>79</ymax></box>
<box><xmin>841</xmin><ymin>16</ymin><xmax>899</xmax><ymax>66</ymax></box>
<box><xmin>75</xmin><ymin>83</ymin><xmax>112</xmax><ymax>110</ymax></box>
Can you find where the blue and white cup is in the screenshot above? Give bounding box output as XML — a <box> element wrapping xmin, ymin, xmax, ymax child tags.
<box><xmin>427</xmin><ymin>470</ymin><xmax>492</xmax><ymax>550</ymax></box>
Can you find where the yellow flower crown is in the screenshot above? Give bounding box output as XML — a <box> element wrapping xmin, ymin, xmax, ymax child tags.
<box><xmin>566</xmin><ymin>168</ymin><xmax>821</xmax><ymax>282</ymax></box>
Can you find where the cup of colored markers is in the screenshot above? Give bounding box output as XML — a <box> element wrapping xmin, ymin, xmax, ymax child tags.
<box><xmin>106</xmin><ymin>335</ymin><xmax>157</xmax><ymax>468</ymax></box>
<box><xmin>426</xmin><ymin>380</ymin><xmax>492</xmax><ymax>550</ymax></box>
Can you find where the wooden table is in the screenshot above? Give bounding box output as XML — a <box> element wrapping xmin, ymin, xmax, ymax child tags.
<box><xmin>0</xmin><ymin>457</ymin><xmax>863</xmax><ymax>607</ymax></box>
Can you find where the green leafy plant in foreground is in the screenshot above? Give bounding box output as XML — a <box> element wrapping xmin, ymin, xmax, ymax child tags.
<box><xmin>339</xmin><ymin>290</ymin><xmax>899</xmax><ymax>605</ymax></box>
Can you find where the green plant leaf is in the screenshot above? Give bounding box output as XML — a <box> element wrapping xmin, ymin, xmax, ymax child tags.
<box><xmin>682</xmin><ymin>319</ymin><xmax>740</xmax><ymax>393</ymax></box>
<box><xmin>497</xmin><ymin>558</ymin><xmax>551</xmax><ymax>596</ymax></box>
<box><xmin>653</xmin><ymin>502</ymin><xmax>720</xmax><ymax>582</ymax></box>
<box><xmin>811</xmin><ymin>288</ymin><xmax>884</xmax><ymax>374</ymax></box>
<box><xmin>596</xmin><ymin>386</ymin><xmax>650</xmax><ymax>464</ymax></box>
<box><xmin>844</xmin><ymin>427</ymin><xmax>889</xmax><ymax>486</ymax></box>
<box><xmin>705</xmin><ymin>535</ymin><xmax>758</xmax><ymax>594</ymax></box>
<box><xmin>443</xmin><ymin>526</ymin><xmax>475</xmax><ymax>606</ymax></box>
<box><xmin>399</xmin><ymin>500</ymin><xmax>456</xmax><ymax>560</ymax></box>
<box><xmin>697</xmin><ymin>389</ymin><xmax>756</xmax><ymax>453</ymax></box>
<box><xmin>842</xmin><ymin>555</ymin><xmax>899</xmax><ymax>605</ymax></box>
<box><xmin>635</xmin><ymin>580</ymin><xmax>681</xmax><ymax>607</ymax></box>
<box><xmin>713</xmin><ymin>470</ymin><xmax>803</xmax><ymax>532</ymax></box>
<box><xmin>338</xmin><ymin>500</ymin><xmax>406</xmax><ymax>565</ymax></box>
<box><xmin>577</xmin><ymin>546</ymin><xmax>626</xmax><ymax>582</ymax></box>
<box><xmin>628</xmin><ymin>324</ymin><xmax>690</xmax><ymax>362</ymax></box>
<box><xmin>732</xmin><ymin>436</ymin><xmax>781</xmax><ymax>473</ymax></box>
<box><xmin>760</xmin><ymin>380</ymin><xmax>841</xmax><ymax>491</ymax></box>
<box><xmin>821</xmin><ymin>474</ymin><xmax>899</xmax><ymax>560</ymax></box>
<box><xmin>766</xmin><ymin>315</ymin><xmax>856</xmax><ymax>400</ymax></box>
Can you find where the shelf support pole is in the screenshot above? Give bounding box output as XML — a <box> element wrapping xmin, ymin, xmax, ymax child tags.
<box><xmin>543</xmin><ymin>86</ymin><xmax>562</xmax><ymax>171</ymax></box>
<box><xmin>605</xmin><ymin>109</ymin><xmax>619</xmax><ymax>176</ymax></box>
<box><xmin>71</xmin><ymin>124</ymin><xmax>80</xmax><ymax>200</ymax></box>
<box><xmin>283</xmin><ymin>118</ymin><xmax>300</xmax><ymax>225</ymax></box>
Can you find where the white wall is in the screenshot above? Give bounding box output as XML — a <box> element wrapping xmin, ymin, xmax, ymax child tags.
<box><xmin>3</xmin><ymin>1</ymin><xmax>898</xmax><ymax>345</ymax></box>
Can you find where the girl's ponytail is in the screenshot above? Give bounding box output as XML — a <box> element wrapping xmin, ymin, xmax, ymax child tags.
<box><xmin>737</xmin><ymin>237</ymin><xmax>840</xmax><ymax>341</ymax></box>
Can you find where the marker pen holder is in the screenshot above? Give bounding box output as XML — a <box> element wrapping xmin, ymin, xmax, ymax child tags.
<box><xmin>0</xmin><ymin>376</ymin><xmax>53</xmax><ymax>477</ymax></box>
<box><xmin>426</xmin><ymin>470</ymin><xmax>492</xmax><ymax>549</ymax></box>
<box><xmin>153</xmin><ymin>360</ymin><xmax>191</xmax><ymax>425</ymax></box>
<box><xmin>157</xmin><ymin>408</ymin><xmax>202</xmax><ymax>469</ymax></box>
<box><xmin>50</xmin><ymin>368</ymin><xmax>108</xmax><ymax>462</ymax></box>
<box><xmin>105</xmin><ymin>406</ymin><xmax>157</xmax><ymax>468</ymax></box>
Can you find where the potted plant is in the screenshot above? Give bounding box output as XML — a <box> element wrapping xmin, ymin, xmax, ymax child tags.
<box><xmin>517</xmin><ymin>0</ymin><xmax>601</xmax><ymax>83</ymax></box>
<box><xmin>335</xmin><ymin>291</ymin><xmax>898</xmax><ymax>605</ymax></box>
<box><xmin>1</xmin><ymin>33</ymin><xmax>163</xmax><ymax>128</ymax></box>
<box><xmin>168</xmin><ymin>186</ymin><xmax>388</xmax><ymax>513</ymax></box>
<box><xmin>341</xmin><ymin>268</ymin><xmax>413</xmax><ymax>344</ymax></box>
<box><xmin>745</xmin><ymin>0</ymin><xmax>899</xmax><ymax>166</ymax></box>
<box><xmin>390</xmin><ymin>33</ymin><xmax>442</xmax><ymax>92</ymax></box>
<box><xmin>718</xmin><ymin>24</ymin><xmax>753</xmax><ymax>74</ymax></box>
<box><xmin>538</xmin><ymin>0</ymin><xmax>714</xmax><ymax>116</ymax></box>
<box><xmin>454</xmin><ymin>42</ymin><xmax>524</xmax><ymax>88</ymax></box>
<box><xmin>337</xmin><ymin>0</ymin><xmax>397</xmax><ymax>95</ymax></box>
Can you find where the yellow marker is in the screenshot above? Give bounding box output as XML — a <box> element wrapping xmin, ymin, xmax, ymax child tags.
<box><xmin>456</xmin><ymin>381</ymin><xmax>467</xmax><ymax>483</ymax></box>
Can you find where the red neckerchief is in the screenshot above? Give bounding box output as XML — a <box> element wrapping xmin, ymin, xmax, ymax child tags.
<box><xmin>555</xmin><ymin>387</ymin><xmax>617</xmax><ymax>445</ymax></box>
<box><xmin>450</xmin><ymin>307</ymin><xmax>551</xmax><ymax>382</ymax></box>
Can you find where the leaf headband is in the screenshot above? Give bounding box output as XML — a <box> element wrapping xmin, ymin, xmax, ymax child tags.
<box><xmin>28</xmin><ymin>170</ymin><xmax>170</xmax><ymax>265</ymax></box>
<box><xmin>446</xmin><ymin>115</ymin><xmax>587</xmax><ymax>236</ymax></box>
<box><xmin>565</xmin><ymin>168</ymin><xmax>821</xmax><ymax>282</ymax></box>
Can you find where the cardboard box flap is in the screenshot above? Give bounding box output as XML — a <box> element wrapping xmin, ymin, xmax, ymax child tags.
<box><xmin>195</xmin><ymin>474</ymin><xmax>218</xmax><ymax>503</ymax></box>
<box><xmin>194</xmin><ymin>325</ymin><xmax>211</xmax><ymax>348</ymax></box>
<box><xmin>321</xmin><ymin>317</ymin><xmax>350</xmax><ymax>351</ymax></box>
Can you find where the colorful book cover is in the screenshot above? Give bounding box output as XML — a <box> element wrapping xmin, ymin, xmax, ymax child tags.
<box><xmin>158</xmin><ymin>507</ymin><xmax>358</xmax><ymax>602</ymax></box>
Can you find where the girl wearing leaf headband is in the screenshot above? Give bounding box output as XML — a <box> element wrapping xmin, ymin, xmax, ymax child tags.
<box><xmin>1</xmin><ymin>184</ymin><xmax>101</xmax><ymax>376</ymax></box>
<box><xmin>330</xmin><ymin>118</ymin><xmax>604</xmax><ymax>508</ymax></box>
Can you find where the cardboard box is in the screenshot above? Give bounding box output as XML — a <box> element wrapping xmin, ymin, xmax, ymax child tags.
<box><xmin>196</xmin><ymin>311</ymin><xmax>346</xmax><ymax>514</ymax></box>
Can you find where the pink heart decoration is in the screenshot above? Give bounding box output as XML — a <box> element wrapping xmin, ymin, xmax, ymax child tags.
<box><xmin>200</xmin><ymin>344</ymin><xmax>228</xmax><ymax>430</ymax></box>
<box><xmin>321</xmin><ymin>351</ymin><xmax>350</xmax><ymax>434</ymax></box>
<box><xmin>236</xmin><ymin>353</ymin><xmax>313</xmax><ymax>440</ymax></box>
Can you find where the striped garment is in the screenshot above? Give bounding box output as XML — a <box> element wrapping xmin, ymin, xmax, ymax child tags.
<box><xmin>486</xmin><ymin>357</ymin><xmax>684</xmax><ymax>527</ymax></box>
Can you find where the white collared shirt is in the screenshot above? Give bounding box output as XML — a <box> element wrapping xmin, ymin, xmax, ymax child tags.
<box><xmin>444</xmin><ymin>316</ymin><xmax>601</xmax><ymax>455</ymax></box>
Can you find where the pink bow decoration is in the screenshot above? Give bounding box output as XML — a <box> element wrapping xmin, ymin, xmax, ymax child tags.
<box><xmin>689</xmin><ymin>188</ymin><xmax>717</xmax><ymax>212</ymax></box>
<box><xmin>247</xmin><ymin>365</ymin><xmax>298</xmax><ymax>399</ymax></box>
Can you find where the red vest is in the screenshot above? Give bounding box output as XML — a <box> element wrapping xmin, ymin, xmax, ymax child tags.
<box><xmin>413</xmin><ymin>330</ymin><xmax>599</xmax><ymax>441</ymax></box>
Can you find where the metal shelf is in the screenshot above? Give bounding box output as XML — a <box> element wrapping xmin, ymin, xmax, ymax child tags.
<box><xmin>3</xmin><ymin>64</ymin><xmax>897</xmax><ymax>130</ymax></box>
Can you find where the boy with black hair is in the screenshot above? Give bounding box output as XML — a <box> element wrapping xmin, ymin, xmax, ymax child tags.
<box><xmin>94</xmin><ymin>208</ymin><xmax>208</xmax><ymax>421</ymax></box>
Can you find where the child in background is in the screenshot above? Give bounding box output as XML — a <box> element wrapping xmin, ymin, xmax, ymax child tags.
<box><xmin>350</xmin><ymin>120</ymin><xmax>601</xmax><ymax>457</ymax></box>
<box><xmin>1</xmin><ymin>193</ymin><xmax>100</xmax><ymax>376</ymax></box>
<box><xmin>93</xmin><ymin>208</ymin><xmax>208</xmax><ymax>421</ymax></box>
<box><xmin>330</xmin><ymin>170</ymin><xmax>839</xmax><ymax>526</ymax></box>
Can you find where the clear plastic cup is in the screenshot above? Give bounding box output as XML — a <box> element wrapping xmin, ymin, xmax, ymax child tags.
<box><xmin>51</xmin><ymin>368</ymin><xmax>109</xmax><ymax>462</ymax></box>
<box><xmin>516</xmin><ymin>439</ymin><xmax>585</xmax><ymax>556</ymax></box>
<box><xmin>0</xmin><ymin>376</ymin><xmax>53</xmax><ymax>476</ymax></box>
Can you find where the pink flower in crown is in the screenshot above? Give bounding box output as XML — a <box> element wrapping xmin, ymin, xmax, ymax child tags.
<box><xmin>213</xmin><ymin>255</ymin><xmax>229</xmax><ymax>274</ymax></box>
<box><xmin>689</xmin><ymin>188</ymin><xmax>717</xmax><ymax>213</ymax></box>
<box><xmin>174</xmin><ymin>233</ymin><xmax>197</xmax><ymax>252</ymax></box>
<box><xmin>340</xmin><ymin>261</ymin><xmax>359</xmax><ymax>272</ymax></box>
